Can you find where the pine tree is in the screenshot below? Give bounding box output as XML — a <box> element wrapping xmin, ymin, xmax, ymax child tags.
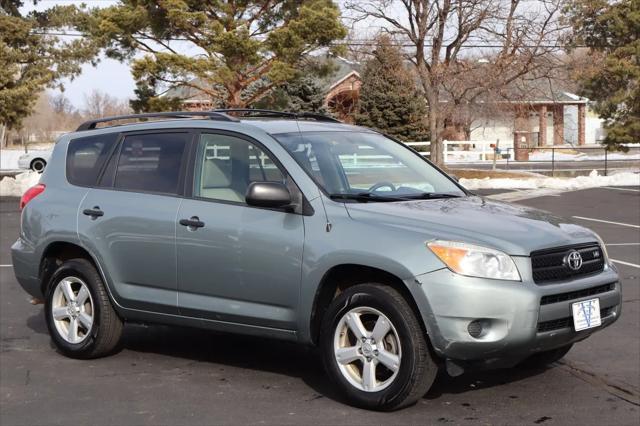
<box><xmin>0</xmin><ymin>1</ymin><xmax>97</xmax><ymax>131</ymax></box>
<box><xmin>81</xmin><ymin>0</ymin><xmax>346</xmax><ymax>108</ymax></box>
<box><xmin>255</xmin><ymin>76</ymin><xmax>328</xmax><ymax>113</ymax></box>
<box><xmin>567</xmin><ymin>0</ymin><xmax>640</xmax><ymax>148</ymax></box>
<box><xmin>355</xmin><ymin>36</ymin><xmax>428</xmax><ymax>142</ymax></box>
<box><xmin>129</xmin><ymin>78</ymin><xmax>182</xmax><ymax>113</ymax></box>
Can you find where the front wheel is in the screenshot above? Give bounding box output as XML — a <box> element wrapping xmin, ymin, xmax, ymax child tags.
<box><xmin>44</xmin><ymin>258</ymin><xmax>123</xmax><ymax>359</ymax></box>
<box><xmin>320</xmin><ymin>284</ymin><xmax>438</xmax><ymax>411</ymax></box>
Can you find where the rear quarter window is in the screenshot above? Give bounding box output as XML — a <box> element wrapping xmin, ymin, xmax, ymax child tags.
<box><xmin>66</xmin><ymin>133</ymin><xmax>118</xmax><ymax>186</ymax></box>
<box><xmin>113</xmin><ymin>132</ymin><xmax>190</xmax><ymax>195</ymax></box>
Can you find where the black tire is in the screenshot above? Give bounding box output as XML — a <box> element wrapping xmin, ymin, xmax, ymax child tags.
<box><xmin>320</xmin><ymin>283</ymin><xmax>438</xmax><ymax>411</ymax></box>
<box><xmin>30</xmin><ymin>158</ymin><xmax>46</xmax><ymax>173</ymax></box>
<box><xmin>44</xmin><ymin>258</ymin><xmax>123</xmax><ymax>359</ymax></box>
<box><xmin>521</xmin><ymin>344</ymin><xmax>573</xmax><ymax>368</ymax></box>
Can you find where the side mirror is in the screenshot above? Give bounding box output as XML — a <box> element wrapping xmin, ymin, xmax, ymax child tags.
<box><xmin>245</xmin><ymin>182</ymin><xmax>292</xmax><ymax>209</ymax></box>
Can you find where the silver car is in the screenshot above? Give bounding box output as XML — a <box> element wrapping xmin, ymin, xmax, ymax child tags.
<box><xmin>18</xmin><ymin>149</ymin><xmax>52</xmax><ymax>172</ymax></box>
<box><xmin>11</xmin><ymin>110</ymin><xmax>621</xmax><ymax>411</ymax></box>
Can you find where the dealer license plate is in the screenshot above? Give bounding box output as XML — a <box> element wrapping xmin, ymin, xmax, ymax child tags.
<box><xmin>572</xmin><ymin>298</ymin><xmax>601</xmax><ymax>331</ymax></box>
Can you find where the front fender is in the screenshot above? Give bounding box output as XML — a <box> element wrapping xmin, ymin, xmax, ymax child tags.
<box><xmin>296</xmin><ymin>197</ymin><xmax>446</xmax><ymax>343</ymax></box>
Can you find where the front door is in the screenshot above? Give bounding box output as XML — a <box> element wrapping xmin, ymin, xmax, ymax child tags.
<box><xmin>78</xmin><ymin>131</ymin><xmax>192</xmax><ymax>314</ymax></box>
<box><xmin>176</xmin><ymin>132</ymin><xmax>304</xmax><ymax>330</ymax></box>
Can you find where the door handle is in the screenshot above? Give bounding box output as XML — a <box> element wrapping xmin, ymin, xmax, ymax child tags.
<box><xmin>179</xmin><ymin>216</ymin><xmax>205</xmax><ymax>229</ymax></box>
<box><xmin>82</xmin><ymin>206</ymin><xmax>104</xmax><ymax>218</ymax></box>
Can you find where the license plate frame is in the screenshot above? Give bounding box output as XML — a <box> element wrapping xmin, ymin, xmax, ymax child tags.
<box><xmin>572</xmin><ymin>298</ymin><xmax>602</xmax><ymax>331</ymax></box>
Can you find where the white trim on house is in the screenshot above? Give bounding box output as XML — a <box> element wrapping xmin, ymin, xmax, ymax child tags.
<box><xmin>327</xmin><ymin>70</ymin><xmax>361</xmax><ymax>92</ymax></box>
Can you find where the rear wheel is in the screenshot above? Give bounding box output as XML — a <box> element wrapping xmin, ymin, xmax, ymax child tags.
<box><xmin>521</xmin><ymin>344</ymin><xmax>573</xmax><ymax>368</ymax></box>
<box><xmin>45</xmin><ymin>259</ymin><xmax>123</xmax><ymax>359</ymax></box>
<box><xmin>30</xmin><ymin>158</ymin><xmax>46</xmax><ymax>172</ymax></box>
<box><xmin>320</xmin><ymin>283</ymin><xmax>438</xmax><ymax>411</ymax></box>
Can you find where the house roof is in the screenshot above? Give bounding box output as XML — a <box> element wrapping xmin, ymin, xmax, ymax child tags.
<box><xmin>163</xmin><ymin>82</ymin><xmax>211</xmax><ymax>101</ymax></box>
<box><xmin>496</xmin><ymin>76</ymin><xmax>588</xmax><ymax>104</ymax></box>
<box><xmin>317</xmin><ymin>56</ymin><xmax>361</xmax><ymax>91</ymax></box>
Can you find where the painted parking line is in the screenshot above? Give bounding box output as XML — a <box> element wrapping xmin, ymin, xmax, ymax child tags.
<box><xmin>572</xmin><ymin>216</ymin><xmax>640</xmax><ymax>229</ymax></box>
<box><xmin>611</xmin><ymin>259</ymin><xmax>640</xmax><ymax>269</ymax></box>
<box><xmin>602</xmin><ymin>187</ymin><xmax>640</xmax><ymax>192</ymax></box>
<box><xmin>606</xmin><ymin>243</ymin><xmax>640</xmax><ymax>246</ymax></box>
<box><xmin>0</xmin><ymin>264</ymin><xmax>12</xmax><ymax>268</ymax></box>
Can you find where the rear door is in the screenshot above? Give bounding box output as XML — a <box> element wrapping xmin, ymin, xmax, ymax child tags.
<box><xmin>175</xmin><ymin>131</ymin><xmax>304</xmax><ymax>330</ymax></box>
<box><xmin>78</xmin><ymin>130</ymin><xmax>193</xmax><ymax>314</ymax></box>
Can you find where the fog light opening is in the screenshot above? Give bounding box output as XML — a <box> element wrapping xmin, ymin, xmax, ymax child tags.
<box><xmin>468</xmin><ymin>319</ymin><xmax>486</xmax><ymax>338</ymax></box>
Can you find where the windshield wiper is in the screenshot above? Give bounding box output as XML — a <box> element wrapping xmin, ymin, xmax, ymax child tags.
<box><xmin>328</xmin><ymin>192</ymin><xmax>407</xmax><ymax>202</ymax></box>
<box><xmin>329</xmin><ymin>192</ymin><xmax>462</xmax><ymax>203</ymax></box>
<box><xmin>398</xmin><ymin>192</ymin><xmax>462</xmax><ymax>200</ymax></box>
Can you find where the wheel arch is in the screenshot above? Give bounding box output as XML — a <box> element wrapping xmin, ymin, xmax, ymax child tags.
<box><xmin>39</xmin><ymin>241</ymin><xmax>103</xmax><ymax>295</ymax></box>
<box><xmin>308</xmin><ymin>264</ymin><xmax>426</xmax><ymax>345</ymax></box>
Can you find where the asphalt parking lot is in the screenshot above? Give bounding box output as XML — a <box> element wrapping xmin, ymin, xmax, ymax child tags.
<box><xmin>1</xmin><ymin>187</ymin><xmax>639</xmax><ymax>426</ymax></box>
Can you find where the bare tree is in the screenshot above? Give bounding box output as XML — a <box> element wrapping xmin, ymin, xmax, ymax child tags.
<box><xmin>18</xmin><ymin>92</ymin><xmax>85</xmax><ymax>145</ymax></box>
<box><xmin>82</xmin><ymin>90</ymin><xmax>131</xmax><ymax>119</ymax></box>
<box><xmin>50</xmin><ymin>93</ymin><xmax>75</xmax><ymax>115</ymax></box>
<box><xmin>345</xmin><ymin>0</ymin><xmax>568</xmax><ymax>164</ymax></box>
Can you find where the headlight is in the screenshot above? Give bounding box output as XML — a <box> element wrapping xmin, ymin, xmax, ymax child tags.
<box><xmin>592</xmin><ymin>232</ymin><xmax>610</xmax><ymax>267</ymax></box>
<box><xmin>427</xmin><ymin>240</ymin><xmax>521</xmax><ymax>281</ymax></box>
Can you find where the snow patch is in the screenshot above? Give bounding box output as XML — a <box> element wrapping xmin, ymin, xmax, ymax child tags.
<box><xmin>0</xmin><ymin>172</ymin><xmax>41</xmax><ymax>197</ymax></box>
<box><xmin>528</xmin><ymin>151</ymin><xmax>640</xmax><ymax>162</ymax></box>
<box><xmin>460</xmin><ymin>170</ymin><xmax>640</xmax><ymax>190</ymax></box>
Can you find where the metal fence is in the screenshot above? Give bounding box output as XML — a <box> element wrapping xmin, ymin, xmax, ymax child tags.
<box><xmin>404</xmin><ymin>141</ymin><xmax>640</xmax><ymax>176</ymax></box>
<box><xmin>501</xmin><ymin>146</ymin><xmax>640</xmax><ymax>176</ymax></box>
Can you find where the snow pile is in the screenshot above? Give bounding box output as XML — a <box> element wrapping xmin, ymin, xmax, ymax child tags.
<box><xmin>460</xmin><ymin>170</ymin><xmax>640</xmax><ymax>190</ymax></box>
<box><xmin>0</xmin><ymin>172</ymin><xmax>41</xmax><ymax>197</ymax></box>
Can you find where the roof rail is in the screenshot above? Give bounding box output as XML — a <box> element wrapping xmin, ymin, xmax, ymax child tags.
<box><xmin>213</xmin><ymin>109</ymin><xmax>341</xmax><ymax>123</ymax></box>
<box><xmin>75</xmin><ymin>111</ymin><xmax>238</xmax><ymax>131</ymax></box>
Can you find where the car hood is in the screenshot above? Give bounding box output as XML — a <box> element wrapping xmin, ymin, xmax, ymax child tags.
<box><xmin>344</xmin><ymin>196</ymin><xmax>599</xmax><ymax>256</ymax></box>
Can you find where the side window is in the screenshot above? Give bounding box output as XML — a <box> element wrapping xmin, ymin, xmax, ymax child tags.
<box><xmin>194</xmin><ymin>133</ymin><xmax>285</xmax><ymax>203</ymax></box>
<box><xmin>114</xmin><ymin>132</ymin><xmax>189</xmax><ymax>195</ymax></box>
<box><xmin>66</xmin><ymin>133</ymin><xmax>118</xmax><ymax>186</ymax></box>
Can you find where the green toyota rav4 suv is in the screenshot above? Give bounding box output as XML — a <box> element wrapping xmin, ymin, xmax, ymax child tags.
<box><xmin>12</xmin><ymin>110</ymin><xmax>621</xmax><ymax>410</ymax></box>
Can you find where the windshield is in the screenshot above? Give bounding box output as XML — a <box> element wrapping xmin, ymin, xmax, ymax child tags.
<box><xmin>273</xmin><ymin>131</ymin><xmax>465</xmax><ymax>200</ymax></box>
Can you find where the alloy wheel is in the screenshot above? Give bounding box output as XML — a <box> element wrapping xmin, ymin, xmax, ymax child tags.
<box><xmin>51</xmin><ymin>277</ymin><xmax>94</xmax><ymax>344</ymax></box>
<box><xmin>333</xmin><ymin>306</ymin><xmax>402</xmax><ymax>392</ymax></box>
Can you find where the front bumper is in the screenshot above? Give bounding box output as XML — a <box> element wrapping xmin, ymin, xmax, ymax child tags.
<box><xmin>411</xmin><ymin>259</ymin><xmax>621</xmax><ymax>368</ymax></box>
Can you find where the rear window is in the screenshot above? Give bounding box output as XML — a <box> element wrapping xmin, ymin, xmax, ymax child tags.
<box><xmin>66</xmin><ymin>133</ymin><xmax>118</xmax><ymax>186</ymax></box>
<box><xmin>113</xmin><ymin>132</ymin><xmax>189</xmax><ymax>195</ymax></box>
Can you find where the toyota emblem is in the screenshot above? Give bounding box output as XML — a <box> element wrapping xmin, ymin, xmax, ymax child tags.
<box><xmin>566</xmin><ymin>250</ymin><xmax>583</xmax><ymax>271</ymax></box>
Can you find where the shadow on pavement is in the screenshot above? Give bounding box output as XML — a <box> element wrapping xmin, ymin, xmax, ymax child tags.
<box><xmin>425</xmin><ymin>365</ymin><xmax>550</xmax><ymax>400</ymax></box>
<box><xmin>26</xmin><ymin>308</ymin><xmax>552</xmax><ymax>406</ymax></box>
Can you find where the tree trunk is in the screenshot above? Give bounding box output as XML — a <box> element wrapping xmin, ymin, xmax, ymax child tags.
<box><xmin>226</xmin><ymin>83</ymin><xmax>245</xmax><ymax>108</ymax></box>
<box><xmin>425</xmin><ymin>89</ymin><xmax>443</xmax><ymax>166</ymax></box>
